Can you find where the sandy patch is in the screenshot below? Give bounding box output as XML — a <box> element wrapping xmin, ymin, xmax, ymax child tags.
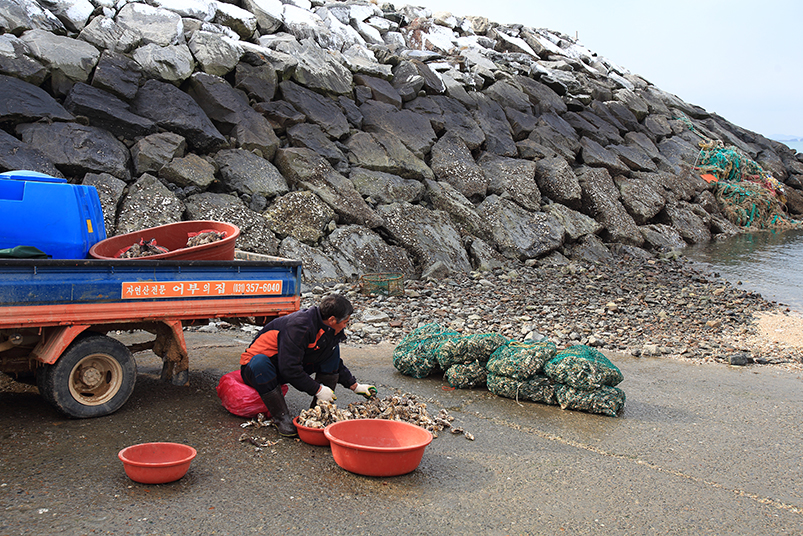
<box><xmin>754</xmin><ymin>311</ymin><xmax>803</xmax><ymax>347</ymax></box>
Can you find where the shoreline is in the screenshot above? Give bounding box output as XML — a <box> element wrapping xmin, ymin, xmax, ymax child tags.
<box><xmin>305</xmin><ymin>254</ymin><xmax>803</xmax><ymax>373</ymax></box>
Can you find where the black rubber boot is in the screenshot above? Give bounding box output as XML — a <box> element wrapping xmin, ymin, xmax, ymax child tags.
<box><xmin>261</xmin><ymin>386</ymin><xmax>297</xmax><ymax>437</ymax></box>
<box><xmin>310</xmin><ymin>373</ymin><xmax>339</xmax><ymax>408</ymax></box>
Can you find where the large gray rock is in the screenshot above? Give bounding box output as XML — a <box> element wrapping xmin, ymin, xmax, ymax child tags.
<box><xmin>0</xmin><ymin>129</ymin><xmax>63</xmax><ymax>177</ymax></box>
<box><xmin>19</xmin><ymin>28</ymin><xmax>99</xmax><ymax>88</ymax></box>
<box><xmin>287</xmin><ymin>123</ymin><xmax>348</xmax><ymax>171</ymax></box>
<box><xmin>528</xmin><ymin>122</ymin><xmax>581</xmax><ymax>162</ymax></box>
<box><xmin>542</xmin><ymin>202</ymin><xmax>603</xmax><ymax>241</ymax></box>
<box><xmin>614</xmin><ymin>175</ymin><xmax>666</xmax><ymax>224</ymax></box>
<box><xmin>478</xmin><ymin>195</ymin><xmax>564</xmax><ymax>260</ymax></box>
<box><xmin>274</xmin><ymin>38</ymin><xmax>352</xmax><ymax>95</ymax></box>
<box><xmin>349</xmin><ymin>168</ymin><xmax>424</xmax><ymax>205</ymax></box>
<box><xmin>185</xmin><ymin>72</ymin><xmax>280</xmax><ymax>159</ymax></box>
<box><xmin>631</xmin><ymin>170</ymin><xmax>707</xmax><ymax>204</ymax></box>
<box><xmin>534</xmin><ymin>156</ymin><xmax>582</xmax><ymax>209</ymax></box>
<box><xmin>279</xmin><ymin>236</ymin><xmax>342</xmax><ymax>286</ymax></box>
<box><xmin>81</xmin><ymin>172</ymin><xmax>125</xmax><ymax>236</ymax></box>
<box><xmin>484</xmin><ymin>79</ymin><xmax>533</xmax><ymax>115</ymax></box>
<box><xmin>274</xmin><ymin>147</ymin><xmax>383</xmax><ymax>228</ymax></box>
<box><xmin>116</xmin><ymin>3</ymin><xmax>184</xmax><ymax>47</ymax></box>
<box><xmin>468</xmin><ymin>93</ymin><xmax>517</xmax><ymax>157</ymax></box>
<box><xmin>576</xmin><ymin>166</ymin><xmax>644</xmax><ymax>246</ymax></box>
<box><xmin>614</xmin><ymin>88</ymin><xmax>649</xmax><ymax>121</ymax></box>
<box><xmin>90</xmin><ymin>51</ymin><xmax>144</xmax><ymax>101</ymax></box>
<box><xmin>479</xmin><ymin>153</ymin><xmax>541</xmax><ymax>211</ymax></box>
<box><xmin>0</xmin><ymin>34</ymin><xmax>48</xmax><ymax>85</ymax></box>
<box><xmin>405</xmin><ymin>95</ymin><xmax>486</xmax><ymax>150</ymax></box>
<box><xmin>425</xmin><ymin>179</ymin><xmax>492</xmax><ymax>242</ymax></box>
<box><xmin>661</xmin><ymin>202</ymin><xmax>711</xmax><ymax>244</ymax></box>
<box><xmin>16</xmin><ymin>122</ymin><xmax>130</xmax><ymax>179</ymax></box>
<box><xmin>0</xmin><ymin>74</ymin><xmax>73</xmax><ymax>125</ymax></box>
<box><xmin>263</xmin><ymin>190</ymin><xmax>335</xmax><ymax>244</ymax></box>
<box><xmin>132</xmin><ymin>79</ymin><xmax>227</xmax><ymax>153</ymax></box>
<box><xmin>184</xmin><ymin>192</ymin><xmax>279</xmax><ymax>255</ymax></box>
<box><xmin>77</xmin><ymin>16</ymin><xmax>141</xmax><ymax>54</ymax></box>
<box><xmin>214</xmin><ymin>148</ymin><xmax>288</xmax><ymax>199</ymax></box>
<box><xmin>515</xmin><ymin>75</ymin><xmax>567</xmax><ymax>114</ymax></box>
<box><xmin>242</xmin><ymin>0</ymin><xmax>283</xmax><ymax>34</ymax></box>
<box><xmin>235</xmin><ymin>58</ymin><xmax>277</xmax><ymax>102</ymax></box>
<box><xmin>562</xmin><ymin>234</ymin><xmax>614</xmax><ymax>264</ymax></box>
<box><xmin>188</xmin><ymin>31</ymin><xmax>243</xmax><ymax>77</ymax></box>
<box><xmin>116</xmin><ymin>174</ymin><xmax>185</xmax><ymax>235</ymax></box>
<box><xmin>608</xmin><ymin>143</ymin><xmax>658</xmax><ymax>172</ymax></box>
<box><xmin>130</xmin><ymin>132</ymin><xmax>187</xmax><ymax>176</ymax></box>
<box><xmin>354</xmin><ymin>74</ymin><xmax>401</xmax><ymax>108</ymax></box>
<box><xmin>640</xmin><ymin>223</ymin><xmax>687</xmax><ymax>251</ymax></box>
<box><xmin>0</xmin><ymin>0</ymin><xmax>66</xmax><ymax>35</ymax></box>
<box><xmin>63</xmin><ymin>83</ymin><xmax>157</xmax><ymax>140</ymax></box>
<box><xmin>279</xmin><ymin>80</ymin><xmax>350</xmax><ymax>139</ymax></box>
<box><xmin>159</xmin><ymin>153</ymin><xmax>216</xmax><ymax>189</ymax></box>
<box><xmin>327</xmin><ymin>225</ymin><xmax>417</xmax><ymax>278</ymax></box>
<box><xmin>213</xmin><ymin>2</ymin><xmax>258</xmax><ymax>40</ymax></box>
<box><xmin>579</xmin><ymin>136</ymin><xmax>630</xmax><ymax>176</ymax></box>
<box><xmin>360</xmin><ymin>100</ymin><xmax>437</xmax><ymax>160</ymax></box>
<box><xmin>430</xmin><ymin>131</ymin><xmax>487</xmax><ymax>199</ymax></box>
<box><xmin>465</xmin><ymin>236</ymin><xmax>512</xmax><ymax>272</ymax></box>
<box><xmin>346</xmin><ymin>130</ymin><xmax>433</xmax><ymax>181</ymax></box>
<box><xmin>132</xmin><ymin>43</ymin><xmax>195</xmax><ymax>83</ymax></box>
<box><xmin>376</xmin><ymin>202</ymin><xmax>472</xmax><ymax>276</ymax></box>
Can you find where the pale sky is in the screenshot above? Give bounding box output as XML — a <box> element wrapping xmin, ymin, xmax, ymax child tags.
<box><xmin>404</xmin><ymin>0</ymin><xmax>802</xmax><ymax>140</ymax></box>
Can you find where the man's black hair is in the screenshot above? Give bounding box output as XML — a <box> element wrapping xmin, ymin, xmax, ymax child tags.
<box><xmin>319</xmin><ymin>294</ymin><xmax>353</xmax><ymax>322</ymax></box>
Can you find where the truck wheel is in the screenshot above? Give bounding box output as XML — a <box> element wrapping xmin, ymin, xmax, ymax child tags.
<box><xmin>36</xmin><ymin>334</ymin><xmax>137</xmax><ymax>418</ymax></box>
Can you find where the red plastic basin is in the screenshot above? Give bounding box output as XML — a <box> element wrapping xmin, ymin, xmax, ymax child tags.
<box><xmin>89</xmin><ymin>220</ymin><xmax>239</xmax><ymax>260</ymax></box>
<box><xmin>294</xmin><ymin>417</ymin><xmax>330</xmax><ymax>446</ymax></box>
<box><xmin>324</xmin><ymin>419</ymin><xmax>433</xmax><ymax>477</ymax></box>
<box><xmin>118</xmin><ymin>442</ymin><xmax>197</xmax><ymax>484</ymax></box>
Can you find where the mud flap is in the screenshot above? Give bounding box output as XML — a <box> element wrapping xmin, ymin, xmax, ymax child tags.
<box><xmin>152</xmin><ymin>320</ymin><xmax>190</xmax><ymax>386</ymax></box>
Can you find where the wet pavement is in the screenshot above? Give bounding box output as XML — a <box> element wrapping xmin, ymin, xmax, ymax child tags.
<box><xmin>1</xmin><ymin>330</ymin><xmax>802</xmax><ymax>535</ymax></box>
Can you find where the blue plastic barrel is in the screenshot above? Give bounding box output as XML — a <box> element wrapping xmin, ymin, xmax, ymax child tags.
<box><xmin>0</xmin><ymin>170</ymin><xmax>107</xmax><ymax>259</ymax></box>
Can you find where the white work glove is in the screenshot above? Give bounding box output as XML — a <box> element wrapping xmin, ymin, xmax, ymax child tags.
<box><xmin>316</xmin><ymin>384</ymin><xmax>335</xmax><ymax>403</ymax></box>
<box><xmin>353</xmin><ymin>383</ymin><xmax>377</xmax><ymax>399</ymax></box>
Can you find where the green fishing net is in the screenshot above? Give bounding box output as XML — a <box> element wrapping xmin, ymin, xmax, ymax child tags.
<box><xmin>392</xmin><ymin>323</ymin><xmax>459</xmax><ymax>378</ymax></box>
<box><xmin>543</xmin><ymin>345</ymin><xmax>623</xmax><ymax>390</ymax></box>
<box><xmin>436</xmin><ymin>333</ymin><xmax>510</xmax><ymax>369</ymax></box>
<box><xmin>444</xmin><ymin>361</ymin><xmax>487</xmax><ymax>389</ymax></box>
<box><xmin>555</xmin><ymin>384</ymin><xmax>626</xmax><ymax>417</ymax></box>
<box><xmin>486</xmin><ymin>373</ymin><xmax>559</xmax><ymax>405</ymax></box>
<box><xmin>485</xmin><ymin>341</ymin><xmax>557</xmax><ymax>380</ymax></box>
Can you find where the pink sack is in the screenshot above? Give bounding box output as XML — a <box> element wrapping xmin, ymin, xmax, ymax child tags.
<box><xmin>216</xmin><ymin>370</ymin><xmax>288</xmax><ymax>418</ymax></box>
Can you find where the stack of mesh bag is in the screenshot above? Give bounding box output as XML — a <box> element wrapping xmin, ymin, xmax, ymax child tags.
<box><xmin>485</xmin><ymin>340</ymin><xmax>559</xmax><ymax>405</ymax></box>
<box><xmin>542</xmin><ymin>345</ymin><xmax>625</xmax><ymax>416</ymax></box>
<box><xmin>392</xmin><ymin>325</ymin><xmax>626</xmax><ymax>417</ymax></box>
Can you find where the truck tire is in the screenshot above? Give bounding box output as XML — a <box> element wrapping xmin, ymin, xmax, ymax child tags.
<box><xmin>36</xmin><ymin>334</ymin><xmax>137</xmax><ymax>418</ymax></box>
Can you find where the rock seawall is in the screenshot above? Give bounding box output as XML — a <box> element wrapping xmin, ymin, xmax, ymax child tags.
<box><xmin>2</xmin><ymin>0</ymin><xmax>802</xmax><ymax>286</ymax></box>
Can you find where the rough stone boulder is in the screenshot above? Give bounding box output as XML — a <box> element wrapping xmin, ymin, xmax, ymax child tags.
<box><xmin>614</xmin><ymin>175</ymin><xmax>666</xmax><ymax>224</ymax></box>
<box><xmin>63</xmin><ymin>83</ymin><xmax>157</xmax><ymax>140</ymax></box>
<box><xmin>116</xmin><ymin>3</ymin><xmax>184</xmax><ymax>47</ymax></box>
<box><xmin>130</xmin><ymin>132</ymin><xmax>187</xmax><ymax>175</ymax></box>
<box><xmin>425</xmin><ymin>180</ymin><xmax>493</xmax><ymax>242</ymax></box>
<box><xmin>286</xmin><ymin>123</ymin><xmax>348</xmax><ymax>172</ymax></box>
<box><xmin>188</xmin><ymin>31</ymin><xmax>244</xmax><ymax>77</ymax></box>
<box><xmin>214</xmin><ymin>148</ymin><xmax>288</xmax><ymax>199</ymax></box>
<box><xmin>579</xmin><ymin>137</ymin><xmax>630</xmax><ymax>176</ymax></box>
<box><xmin>360</xmin><ymin>100</ymin><xmax>437</xmax><ymax>160</ymax></box>
<box><xmin>542</xmin><ymin>202</ymin><xmax>603</xmax><ymax>242</ymax></box>
<box><xmin>82</xmin><ymin>172</ymin><xmax>126</xmax><ymax>236</ymax></box>
<box><xmin>273</xmin><ymin>38</ymin><xmax>352</xmax><ymax>95</ymax></box>
<box><xmin>376</xmin><ymin>202</ymin><xmax>472</xmax><ymax>276</ymax></box>
<box><xmin>274</xmin><ymin>147</ymin><xmax>383</xmax><ymax>228</ymax></box>
<box><xmin>263</xmin><ymin>190</ymin><xmax>335</xmax><ymax>244</ymax></box>
<box><xmin>115</xmin><ymin>174</ymin><xmax>185</xmax><ymax>235</ymax></box>
<box><xmin>478</xmin><ymin>195</ymin><xmax>564</xmax><ymax>260</ymax></box>
<box><xmin>430</xmin><ymin>131</ymin><xmax>487</xmax><ymax>199</ymax></box>
<box><xmin>577</xmin><ymin>166</ymin><xmax>644</xmax><ymax>246</ymax></box>
<box><xmin>184</xmin><ymin>192</ymin><xmax>279</xmax><ymax>255</ymax></box>
<box><xmin>158</xmin><ymin>154</ymin><xmax>216</xmax><ymax>190</ymax></box>
<box><xmin>639</xmin><ymin>223</ymin><xmax>688</xmax><ymax>251</ymax></box>
<box><xmin>479</xmin><ymin>153</ymin><xmax>541</xmax><ymax>211</ymax></box>
<box><xmin>349</xmin><ymin>168</ymin><xmax>424</xmax><ymax>205</ymax></box>
<box><xmin>345</xmin><ymin>130</ymin><xmax>433</xmax><ymax>181</ymax></box>
<box><xmin>234</xmin><ymin>57</ymin><xmax>277</xmax><ymax>103</ymax></box>
<box><xmin>131</xmin><ymin>79</ymin><xmax>227</xmax><ymax>153</ymax></box>
<box><xmin>279</xmin><ymin>236</ymin><xmax>342</xmax><ymax>285</ymax></box>
<box><xmin>20</xmin><ymin>29</ymin><xmax>100</xmax><ymax>90</ymax></box>
<box><xmin>660</xmin><ymin>202</ymin><xmax>712</xmax><ymax>244</ymax></box>
<box><xmin>77</xmin><ymin>16</ymin><xmax>141</xmax><ymax>54</ymax></box>
<box><xmin>0</xmin><ymin>129</ymin><xmax>62</xmax><ymax>177</ymax></box>
<box><xmin>90</xmin><ymin>51</ymin><xmax>144</xmax><ymax>101</ymax></box>
<box><xmin>131</xmin><ymin>43</ymin><xmax>195</xmax><ymax>83</ymax></box>
<box><xmin>0</xmin><ymin>34</ymin><xmax>48</xmax><ymax>85</ymax></box>
<box><xmin>16</xmin><ymin>121</ymin><xmax>130</xmax><ymax>179</ymax></box>
<box><xmin>185</xmin><ymin>72</ymin><xmax>280</xmax><ymax>159</ymax></box>
<box><xmin>0</xmin><ymin>74</ymin><xmax>73</xmax><ymax>124</ymax></box>
<box><xmin>326</xmin><ymin>225</ymin><xmax>417</xmax><ymax>278</ymax></box>
<box><xmin>468</xmin><ymin>93</ymin><xmax>517</xmax><ymax>157</ymax></box>
<box><xmin>279</xmin><ymin>80</ymin><xmax>350</xmax><ymax>139</ymax></box>
<box><xmin>534</xmin><ymin>156</ymin><xmax>582</xmax><ymax>209</ymax></box>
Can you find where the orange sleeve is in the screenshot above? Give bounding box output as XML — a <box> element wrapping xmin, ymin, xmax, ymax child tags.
<box><xmin>240</xmin><ymin>330</ymin><xmax>279</xmax><ymax>365</ymax></box>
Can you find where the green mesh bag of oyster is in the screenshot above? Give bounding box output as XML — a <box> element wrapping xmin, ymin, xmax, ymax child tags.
<box><xmin>555</xmin><ymin>384</ymin><xmax>625</xmax><ymax>417</ymax></box>
<box><xmin>444</xmin><ymin>361</ymin><xmax>487</xmax><ymax>389</ymax></box>
<box><xmin>392</xmin><ymin>323</ymin><xmax>459</xmax><ymax>378</ymax></box>
<box><xmin>486</xmin><ymin>373</ymin><xmax>559</xmax><ymax>405</ymax></box>
<box><xmin>436</xmin><ymin>333</ymin><xmax>510</xmax><ymax>369</ymax></box>
<box><xmin>543</xmin><ymin>345</ymin><xmax>623</xmax><ymax>391</ymax></box>
<box><xmin>485</xmin><ymin>340</ymin><xmax>557</xmax><ymax>380</ymax></box>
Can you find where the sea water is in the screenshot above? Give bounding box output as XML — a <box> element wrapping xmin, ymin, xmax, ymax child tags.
<box><xmin>683</xmin><ymin>228</ymin><xmax>803</xmax><ymax>312</ymax></box>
